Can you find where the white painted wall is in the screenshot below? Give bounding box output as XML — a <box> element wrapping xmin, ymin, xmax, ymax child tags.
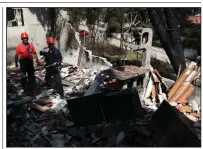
<box><xmin>7</xmin><ymin>8</ymin><xmax>112</xmax><ymax>68</ymax></box>
<box><xmin>7</xmin><ymin>8</ymin><xmax>51</xmax><ymax>64</ymax></box>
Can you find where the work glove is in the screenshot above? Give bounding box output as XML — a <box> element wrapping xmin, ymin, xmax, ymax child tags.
<box><xmin>53</xmin><ymin>62</ymin><xmax>59</xmax><ymax>67</ymax></box>
<box><xmin>39</xmin><ymin>51</ymin><xmax>43</xmax><ymax>56</ymax></box>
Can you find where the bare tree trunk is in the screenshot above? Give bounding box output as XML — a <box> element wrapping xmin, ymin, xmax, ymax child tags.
<box><xmin>147</xmin><ymin>8</ymin><xmax>186</xmax><ymax>74</ymax></box>
<box><xmin>164</xmin><ymin>8</ymin><xmax>186</xmax><ymax>72</ymax></box>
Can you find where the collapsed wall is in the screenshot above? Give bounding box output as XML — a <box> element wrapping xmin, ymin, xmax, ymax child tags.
<box><xmin>55</xmin><ymin>9</ymin><xmax>112</xmax><ymax>69</ymax></box>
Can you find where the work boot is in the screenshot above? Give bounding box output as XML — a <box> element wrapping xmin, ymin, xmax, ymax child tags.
<box><xmin>20</xmin><ymin>75</ymin><xmax>28</xmax><ymax>90</ymax></box>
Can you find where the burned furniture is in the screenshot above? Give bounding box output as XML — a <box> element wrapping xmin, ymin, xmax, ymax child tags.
<box><xmin>68</xmin><ymin>89</ymin><xmax>144</xmax><ymax>126</ymax></box>
<box><xmin>108</xmin><ymin>66</ymin><xmax>150</xmax><ymax>90</ymax></box>
<box><xmin>149</xmin><ymin>100</ymin><xmax>201</xmax><ymax>147</ymax></box>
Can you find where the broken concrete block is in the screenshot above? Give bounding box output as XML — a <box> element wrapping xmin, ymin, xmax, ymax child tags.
<box><xmin>61</xmin><ymin>73</ymin><xmax>69</xmax><ymax>79</ymax></box>
<box><xmin>191</xmin><ymin>100</ymin><xmax>199</xmax><ymax>112</ymax></box>
<box><xmin>63</xmin><ymin>80</ymin><xmax>75</xmax><ymax>87</ymax></box>
<box><xmin>17</xmin><ymin>89</ymin><xmax>24</xmax><ymax>96</ymax></box>
<box><xmin>115</xmin><ymin>131</ymin><xmax>125</xmax><ymax>146</ymax></box>
<box><xmin>75</xmin><ymin>85</ymin><xmax>84</xmax><ymax>91</ymax></box>
<box><xmin>143</xmin><ymin>98</ymin><xmax>154</xmax><ymax>106</ymax></box>
<box><xmin>145</xmin><ymin>105</ymin><xmax>158</xmax><ymax>112</ymax></box>
<box><xmin>41</xmin><ymin>127</ymin><xmax>49</xmax><ymax>136</ymax></box>
<box><xmin>169</xmin><ymin>102</ymin><xmax>177</xmax><ymax>107</ymax></box>
<box><xmin>184</xmin><ymin>114</ymin><xmax>198</xmax><ymax>122</ymax></box>
<box><xmin>50</xmin><ymin>99</ymin><xmax>67</xmax><ymax>113</ymax></box>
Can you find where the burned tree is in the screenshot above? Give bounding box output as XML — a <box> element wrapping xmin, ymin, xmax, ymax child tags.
<box><xmin>147</xmin><ymin>8</ymin><xmax>186</xmax><ymax>74</ymax></box>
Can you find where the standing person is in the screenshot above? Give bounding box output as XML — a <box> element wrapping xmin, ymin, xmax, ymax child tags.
<box><xmin>40</xmin><ymin>37</ymin><xmax>64</xmax><ymax>98</ymax></box>
<box><xmin>15</xmin><ymin>32</ymin><xmax>40</xmax><ymax>93</ymax></box>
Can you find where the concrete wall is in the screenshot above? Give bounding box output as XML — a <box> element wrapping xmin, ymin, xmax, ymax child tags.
<box><xmin>7</xmin><ymin>8</ymin><xmax>51</xmax><ymax>65</ymax></box>
<box><xmin>55</xmin><ymin>9</ymin><xmax>112</xmax><ymax>68</ymax></box>
<box><xmin>54</xmin><ymin>9</ymin><xmax>81</xmax><ymax>66</ymax></box>
<box><xmin>7</xmin><ymin>8</ymin><xmax>112</xmax><ymax>68</ymax></box>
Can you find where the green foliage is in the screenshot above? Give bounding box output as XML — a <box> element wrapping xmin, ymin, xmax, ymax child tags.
<box><xmin>152</xmin><ymin>40</ymin><xmax>162</xmax><ymax>47</ymax></box>
<box><xmin>62</xmin><ymin>8</ymin><xmax>200</xmax><ymax>52</ymax></box>
<box><xmin>176</xmin><ymin>8</ymin><xmax>201</xmax><ymax>51</ymax></box>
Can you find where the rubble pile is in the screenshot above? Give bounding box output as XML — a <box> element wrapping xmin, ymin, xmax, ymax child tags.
<box><xmin>141</xmin><ymin>62</ymin><xmax>201</xmax><ymax>122</ymax></box>
<box><xmin>7</xmin><ymin>62</ymin><xmax>201</xmax><ymax>147</ymax></box>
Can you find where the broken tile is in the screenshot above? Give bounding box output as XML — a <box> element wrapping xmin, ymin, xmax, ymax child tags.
<box><xmin>176</xmin><ymin>105</ymin><xmax>193</xmax><ymax>113</ymax></box>
<box><xmin>190</xmin><ymin>112</ymin><xmax>201</xmax><ymax>118</ymax></box>
<box><xmin>50</xmin><ymin>99</ymin><xmax>67</xmax><ymax>113</ymax></box>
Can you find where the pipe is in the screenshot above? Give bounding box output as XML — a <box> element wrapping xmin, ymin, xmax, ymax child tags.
<box><xmin>169</xmin><ymin>70</ymin><xmax>198</xmax><ymax>102</ymax></box>
<box><xmin>176</xmin><ymin>85</ymin><xmax>194</xmax><ymax>104</ymax></box>
<box><xmin>187</xmin><ymin>61</ymin><xmax>197</xmax><ymax>70</ymax></box>
<box><xmin>185</xmin><ymin>70</ymin><xmax>199</xmax><ymax>83</ymax></box>
<box><xmin>150</xmin><ymin>69</ymin><xmax>160</xmax><ymax>83</ymax></box>
<box><xmin>168</xmin><ymin>69</ymin><xmax>191</xmax><ymax>100</ymax></box>
<box><xmin>154</xmin><ymin>69</ymin><xmax>162</xmax><ymax>80</ymax></box>
<box><xmin>169</xmin><ymin>82</ymin><xmax>191</xmax><ymax>102</ymax></box>
<box><xmin>152</xmin><ymin>85</ymin><xmax>156</xmax><ymax>102</ymax></box>
<box><xmin>167</xmin><ymin>62</ymin><xmax>196</xmax><ymax>100</ymax></box>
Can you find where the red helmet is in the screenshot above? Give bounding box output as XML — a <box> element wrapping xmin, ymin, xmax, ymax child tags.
<box><xmin>47</xmin><ymin>37</ymin><xmax>55</xmax><ymax>44</ymax></box>
<box><xmin>21</xmin><ymin>32</ymin><xmax>29</xmax><ymax>38</ymax></box>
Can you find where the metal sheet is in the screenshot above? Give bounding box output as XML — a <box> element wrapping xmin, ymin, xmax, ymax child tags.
<box><xmin>149</xmin><ymin>100</ymin><xmax>201</xmax><ymax>147</ymax></box>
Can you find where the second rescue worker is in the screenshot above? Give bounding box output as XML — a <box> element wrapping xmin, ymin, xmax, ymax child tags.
<box><xmin>40</xmin><ymin>37</ymin><xmax>64</xmax><ymax>98</ymax></box>
<box><xmin>15</xmin><ymin>32</ymin><xmax>40</xmax><ymax>92</ymax></box>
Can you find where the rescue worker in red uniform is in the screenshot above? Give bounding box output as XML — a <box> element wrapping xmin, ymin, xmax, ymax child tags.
<box><xmin>40</xmin><ymin>37</ymin><xmax>64</xmax><ymax>98</ymax></box>
<box><xmin>15</xmin><ymin>32</ymin><xmax>40</xmax><ymax>92</ymax></box>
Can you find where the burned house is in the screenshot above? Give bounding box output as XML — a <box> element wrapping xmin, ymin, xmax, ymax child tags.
<box><xmin>6</xmin><ymin>8</ymin><xmax>201</xmax><ymax>147</ymax></box>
